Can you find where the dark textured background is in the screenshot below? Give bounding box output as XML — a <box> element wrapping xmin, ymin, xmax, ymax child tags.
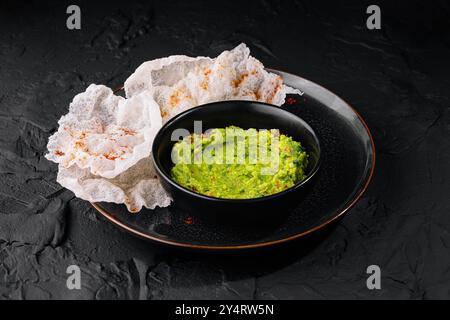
<box><xmin>1</xmin><ymin>0</ymin><xmax>449</xmax><ymax>299</ymax></box>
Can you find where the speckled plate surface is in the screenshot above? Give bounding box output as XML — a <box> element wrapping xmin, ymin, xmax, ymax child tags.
<box><xmin>91</xmin><ymin>70</ymin><xmax>375</xmax><ymax>250</ymax></box>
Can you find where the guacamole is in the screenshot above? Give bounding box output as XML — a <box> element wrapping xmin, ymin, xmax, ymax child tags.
<box><xmin>170</xmin><ymin>126</ymin><xmax>308</xmax><ymax>199</ymax></box>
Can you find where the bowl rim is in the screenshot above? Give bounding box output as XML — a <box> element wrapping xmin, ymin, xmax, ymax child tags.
<box><xmin>151</xmin><ymin>100</ymin><xmax>322</xmax><ymax>203</ymax></box>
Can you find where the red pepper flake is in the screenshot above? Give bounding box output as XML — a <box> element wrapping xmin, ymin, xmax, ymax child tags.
<box><xmin>104</xmin><ymin>153</ymin><xmax>119</xmax><ymax>160</ymax></box>
<box><xmin>286</xmin><ymin>97</ymin><xmax>297</xmax><ymax>105</ymax></box>
<box><xmin>54</xmin><ymin>150</ymin><xmax>65</xmax><ymax>156</ymax></box>
<box><xmin>74</xmin><ymin>141</ymin><xmax>85</xmax><ymax>149</ymax></box>
<box><xmin>169</xmin><ymin>90</ymin><xmax>182</xmax><ymax>108</ymax></box>
<box><xmin>184</xmin><ymin>216</ymin><xmax>194</xmax><ymax>225</ymax></box>
<box><xmin>120</xmin><ymin>128</ymin><xmax>137</xmax><ymax>135</ymax></box>
<box><xmin>232</xmin><ymin>73</ymin><xmax>249</xmax><ymax>88</ymax></box>
<box><xmin>266</xmin><ymin>79</ymin><xmax>282</xmax><ymax>104</ymax></box>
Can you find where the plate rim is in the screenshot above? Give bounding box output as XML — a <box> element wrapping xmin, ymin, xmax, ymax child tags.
<box><xmin>91</xmin><ymin>70</ymin><xmax>376</xmax><ymax>250</ymax></box>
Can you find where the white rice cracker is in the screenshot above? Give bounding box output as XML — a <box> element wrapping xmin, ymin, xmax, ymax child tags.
<box><xmin>124</xmin><ymin>43</ymin><xmax>301</xmax><ymax>121</ymax></box>
<box><xmin>57</xmin><ymin>157</ymin><xmax>171</xmax><ymax>213</ymax></box>
<box><xmin>46</xmin><ymin>84</ymin><xmax>162</xmax><ymax>179</ymax></box>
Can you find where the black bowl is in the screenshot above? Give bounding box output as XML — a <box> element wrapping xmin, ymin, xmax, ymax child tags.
<box><xmin>151</xmin><ymin>100</ymin><xmax>321</xmax><ymax>221</ymax></box>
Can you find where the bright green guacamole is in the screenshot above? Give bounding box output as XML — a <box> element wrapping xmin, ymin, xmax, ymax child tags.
<box><xmin>170</xmin><ymin>126</ymin><xmax>308</xmax><ymax>199</ymax></box>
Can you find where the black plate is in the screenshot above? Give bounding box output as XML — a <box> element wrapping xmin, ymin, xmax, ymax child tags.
<box><xmin>92</xmin><ymin>70</ymin><xmax>376</xmax><ymax>250</ymax></box>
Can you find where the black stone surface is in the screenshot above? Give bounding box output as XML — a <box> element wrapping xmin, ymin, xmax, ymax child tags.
<box><xmin>0</xmin><ymin>0</ymin><xmax>449</xmax><ymax>299</ymax></box>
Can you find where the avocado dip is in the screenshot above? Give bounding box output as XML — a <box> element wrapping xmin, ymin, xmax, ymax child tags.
<box><xmin>170</xmin><ymin>126</ymin><xmax>308</xmax><ymax>199</ymax></box>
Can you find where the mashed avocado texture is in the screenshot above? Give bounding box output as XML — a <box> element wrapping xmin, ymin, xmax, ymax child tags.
<box><xmin>170</xmin><ymin>126</ymin><xmax>308</xmax><ymax>199</ymax></box>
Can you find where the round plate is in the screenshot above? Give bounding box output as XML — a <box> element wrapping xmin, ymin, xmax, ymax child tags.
<box><xmin>91</xmin><ymin>70</ymin><xmax>376</xmax><ymax>250</ymax></box>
